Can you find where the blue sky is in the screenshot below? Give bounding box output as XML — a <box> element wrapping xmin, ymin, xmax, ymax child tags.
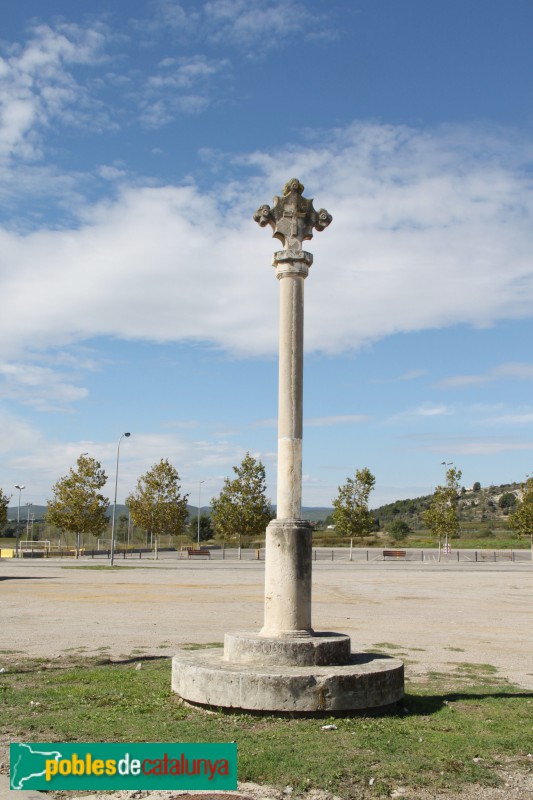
<box><xmin>1</xmin><ymin>0</ymin><xmax>533</xmax><ymax>511</ymax></box>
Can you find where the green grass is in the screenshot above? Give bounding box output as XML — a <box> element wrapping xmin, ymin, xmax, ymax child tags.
<box><xmin>1</xmin><ymin>654</ymin><xmax>532</xmax><ymax>797</ymax></box>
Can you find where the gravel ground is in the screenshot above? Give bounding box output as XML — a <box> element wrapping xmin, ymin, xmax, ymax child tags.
<box><xmin>1</xmin><ymin>555</ymin><xmax>532</xmax><ymax>799</ymax></box>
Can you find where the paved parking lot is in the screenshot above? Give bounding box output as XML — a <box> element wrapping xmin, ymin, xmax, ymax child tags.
<box><xmin>2</xmin><ymin>556</ymin><xmax>532</xmax><ymax>689</ymax></box>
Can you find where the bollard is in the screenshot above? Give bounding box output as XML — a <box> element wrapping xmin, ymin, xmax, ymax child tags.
<box><xmin>366</xmin><ymin>550</ymin><xmax>368</xmax><ymax>561</ymax></box>
<box><xmin>421</xmin><ymin>551</ymin><xmax>424</xmax><ymax>561</ymax></box>
<box><xmin>256</xmin><ymin>548</ymin><xmax>260</xmax><ymax>561</ymax></box>
<box><xmin>457</xmin><ymin>551</ymin><xmax>459</xmax><ymax>562</ymax></box>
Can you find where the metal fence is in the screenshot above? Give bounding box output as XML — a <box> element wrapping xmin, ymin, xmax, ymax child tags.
<box><xmin>7</xmin><ymin>545</ymin><xmax>531</xmax><ymax>563</ymax></box>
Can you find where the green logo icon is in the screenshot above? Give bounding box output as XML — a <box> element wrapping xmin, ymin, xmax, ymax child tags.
<box><xmin>11</xmin><ymin>742</ymin><xmax>237</xmax><ymax>791</ymax></box>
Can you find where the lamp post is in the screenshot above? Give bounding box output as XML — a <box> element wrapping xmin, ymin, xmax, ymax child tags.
<box><xmin>26</xmin><ymin>503</ymin><xmax>33</xmax><ymax>540</ymax></box>
<box><xmin>197</xmin><ymin>480</ymin><xmax>205</xmax><ymax>547</ymax></box>
<box><xmin>110</xmin><ymin>432</ymin><xmax>131</xmax><ymax>566</ymax></box>
<box><xmin>440</xmin><ymin>461</ymin><xmax>453</xmax><ymax>553</ymax></box>
<box><xmin>14</xmin><ymin>484</ymin><xmax>25</xmax><ymax>558</ymax></box>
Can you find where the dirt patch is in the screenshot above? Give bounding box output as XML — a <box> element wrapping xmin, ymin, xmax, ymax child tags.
<box><xmin>1</xmin><ymin>557</ymin><xmax>532</xmax><ymax>799</ymax></box>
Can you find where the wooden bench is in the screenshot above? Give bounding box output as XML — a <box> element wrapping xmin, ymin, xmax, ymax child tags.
<box><xmin>187</xmin><ymin>549</ymin><xmax>211</xmax><ymax>559</ymax></box>
<box><xmin>383</xmin><ymin>549</ymin><xmax>406</xmax><ymax>559</ymax></box>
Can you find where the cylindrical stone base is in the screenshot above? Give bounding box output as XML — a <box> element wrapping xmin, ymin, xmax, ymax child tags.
<box><xmin>224</xmin><ymin>632</ymin><xmax>351</xmax><ymax>667</ymax></box>
<box><xmin>172</xmin><ymin>648</ymin><xmax>404</xmax><ymax>713</ymax></box>
<box><xmin>261</xmin><ymin>519</ymin><xmax>312</xmax><ymax>637</ymax></box>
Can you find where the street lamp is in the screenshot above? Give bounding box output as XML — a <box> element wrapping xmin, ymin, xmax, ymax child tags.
<box><xmin>14</xmin><ymin>484</ymin><xmax>25</xmax><ymax>558</ymax></box>
<box><xmin>197</xmin><ymin>480</ymin><xmax>205</xmax><ymax>547</ymax></box>
<box><xmin>110</xmin><ymin>432</ymin><xmax>131</xmax><ymax>566</ymax></box>
<box><xmin>440</xmin><ymin>461</ymin><xmax>454</xmax><ymax>553</ymax></box>
<box><xmin>26</xmin><ymin>503</ymin><xmax>33</xmax><ymax>540</ymax></box>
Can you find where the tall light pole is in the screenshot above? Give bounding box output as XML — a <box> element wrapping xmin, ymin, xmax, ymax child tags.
<box><xmin>197</xmin><ymin>480</ymin><xmax>205</xmax><ymax>547</ymax></box>
<box><xmin>440</xmin><ymin>461</ymin><xmax>453</xmax><ymax>553</ymax></box>
<box><xmin>26</xmin><ymin>503</ymin><xmax>33</xmax><ymax>540</ymax></box>
<box><xmin>14</xmin><ymin>484</ymin><xmax>25</xmax><ymax>558</ymax></box>
<box><xmin>110</xmin><ymin>432</ymin><xmax>131</xmax><ymax>566</ymax></box>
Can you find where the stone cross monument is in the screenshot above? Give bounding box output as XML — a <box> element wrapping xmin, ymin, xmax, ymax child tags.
<box><xmin>172</xmin><ymin>179</ymin><xmax>404</xmax><ymax>713</ymax></box>
<box><xmin>254</xmin><ymin>178</ymin><xmax>331</xmax><ymax>637</ymax></box>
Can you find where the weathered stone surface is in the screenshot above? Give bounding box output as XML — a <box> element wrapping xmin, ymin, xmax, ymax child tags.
<box><xmin>262</xmin><ymin>520</ymin><xmax>313</xmax><ymax>636</ymax></box>
<box><xmin>253</xmin><ymin>178</ymin><xmax>332</xmax><ymax>254</ymax></box>
<box><xmin>172</xmin><ymin>648</ymin><xmax>404</xmax><ymax>713</ymax></box>
<box><xmin>224</xmin><ymin>632</ymin><xmax>351</xmax><ymax>667</ymax></box>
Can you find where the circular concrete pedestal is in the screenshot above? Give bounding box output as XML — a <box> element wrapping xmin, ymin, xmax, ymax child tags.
<box><xmin>171</xmin><ymin>644</ymin><xmax>404</xmax><ymax>713</ymax></box>
<box><xmin>224</xmin><ymin>631</ymin><xmax>351</xmax><ymax>667</ymax></box>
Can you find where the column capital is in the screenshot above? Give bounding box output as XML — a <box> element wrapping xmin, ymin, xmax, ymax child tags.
<box><xmin>273</xmin><ymin>249</ymin><xmax>313</xmax><ymax>279</ymax></box>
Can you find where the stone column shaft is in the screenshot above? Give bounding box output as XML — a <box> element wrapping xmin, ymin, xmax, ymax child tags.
<box><xmin>276</xmin><ymin>268</ymin><xmax>305</xmax><ymax>519</ymax></box>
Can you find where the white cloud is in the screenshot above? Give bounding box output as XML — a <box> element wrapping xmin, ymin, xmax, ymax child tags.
<box><xmin>147</xmin><ymin>0</ymin><xmax>334</xmax><ymax>54</ymax></box>
<box><xmin>438</xmin><ymin>362</ymin><xmax>533</xmax><ymax>388</ymax></box>
<box><xmin>386</xmin><ymin>403</ymin><xmax>454</xmax><ymax>424</ymax></box>
<box><xmin>305</xmin><ymin>414</ymin><xmax>371</xmax><ymax>427</ymax></box>
<box><xmin>203</xmin><ymin>0</ymin><xmax>327</xmax><ymax>51</ymax></box>
<box><xmin>1</xmin><ymin>121</ymin><xmax>533</xmax><ymax>364</ymax></box>
<box><xmin>415</xmin><ymin>437</ymin><xmax>533</xmax><ymax>456</ymax></box>
<box><xmin>0</xmin><ymin>362</ymin><xmax>88</xmax><ymax>411</ymax></box>
<box><xmin>484</xmin><ymin>410</ymin><xmax>533</xmax><ymax>425</ymax></box>
<box><xmin>140</xmin><ymin>55</ymin><xmax>230</xmax><ymax>124</ymax></box>
<box><xmin>0</xmin><ymin>409</ymin><xmax>42</xmax><ymax>456</ymax></box>
<box><xmin>0</xmin><ymin>22</ymin><xmax>107</xmax><ymax>161</ymax></box>
<box><xmin>0</xmin><ymin>425</ymin><xmax>262</xmax><ymax>505</ymax></box>
<box><xmin>413</xmin><ymin>405</ymin><xmax>453</xmax><ymax>417</ymax></box>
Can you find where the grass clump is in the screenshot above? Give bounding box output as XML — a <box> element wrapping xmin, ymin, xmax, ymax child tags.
<box><xmin>1</xmin><ymin>654</ymin><xmax>532</xmax><ymax>797</ymax></box>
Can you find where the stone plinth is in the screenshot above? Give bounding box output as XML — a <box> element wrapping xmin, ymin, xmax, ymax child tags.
<box><xmin>224</xmin><ymin>631</ymin><xmax>351</xmax><ymax>666</ymax></box>
<box><xmin>171</xmin><ymin>646</ymin><xmax>404</xmax><ymax>713</ymax></box>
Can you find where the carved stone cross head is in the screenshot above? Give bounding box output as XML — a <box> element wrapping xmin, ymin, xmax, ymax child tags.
<box><xmin>254</xmin><ymin>178</ymin><xmax>332</xmax><ymax>252</ymax></box>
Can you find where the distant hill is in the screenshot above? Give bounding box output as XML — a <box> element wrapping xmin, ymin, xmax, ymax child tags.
<box><xmin>371</xmin><ymin>482</ymin><xmax>522</xmax><ymax>529</ymax></box>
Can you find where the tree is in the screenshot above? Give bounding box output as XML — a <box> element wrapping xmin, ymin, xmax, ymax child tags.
<box><xmin>117</xmin><ymin>513</ymin><xmax>129</xmax><ymax>543</ymax></box>
<box><xmin>472</xmin><ymin>481</ymin><xmax>481</xmax><ymax>492</ymax></box>
<box><xmin>332</xmin><ymin>468</ymin><xmax>376</xmax><ymax>539</ymax></box>
<box><xmin>189</xmin><ymin>514</ymin><xmax>213</xmax><ymax>542</ymax></box>
<box><xmin>509</xmin><ymin>477</ymin><xmax>533</xmax><ymax>551</ymax></box>
<box><xmin>0</xmin><ymin>488</ymin><xmax>11</xmax><ymax>531</ymax></box>
<box><xmin>210</xmin><ymin>453</ymin><xmax>273</xmax><ymax>543</ymax></box>
<box><xmin>126</xmin><ymin>459</ymin><xmax>189</xmax><ymax>543</ymax></box>
<box><xmin>498</xmin><ymin>492</ymin><xmax>517</xmax><ymax>510</ymax></box>
<box><xmin>422</xmin><ymin>466</ymin><xmax>462</xmax><ymax>553</ymax></box>
<box><xmin>389</xmin><ymin>519</ymin><xmax>411</xmax><ymax>542</ymax></box>
<box><xmin>46</xmin><ymin>456</ymin><xmax>109</xmax><ymax>557</ymax></box>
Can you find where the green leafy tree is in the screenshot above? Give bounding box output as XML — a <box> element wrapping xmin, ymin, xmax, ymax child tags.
<box><xmin>332</xmin><ymin>468</ymin><xmax>376</xmax><ymax>539</ymax></box>
<box><xmin>422</xmin><ymin>466</ymin><xmax>462</xmax><ymax>552</ymax></box>
<box><xmin>117</xmin><ymin>513</ymin><xmax>129</xmax><ymax>543</ymax></box>
<box><xmin>509</xmin><ymin>477</ymin><xmax>533</xmax><ymax>551</ymax></box>
<box><xmin>498</xmin><ymin>492</ymin><xmax>517</xmax><ymax>510</ymax></box>
<box><xmin>210</xmin><ymin>453</ymin><xmax>273</xmax><ymax>543</ymax></box>
<box><xmin>0</xmin><ymin>488</ymin><xmax>11</xmax><ymax>531</ymax></box>
<box><xmin>389</xmin><ymin>519</ymin><xmax>411</xmax><ymax>542</ymax></box>
<box><xmin>189</xmin><ymin>514</ymin><xmax>213</xmax><ymax>543</ymax></box>
<box><xmin>46</xmin><ymin>456</ymin><xmax>109</xmax><ymax>557</ymax></box>
<box><xmin>127</xmin><ymin>459</ymin><xmax>189</xmax><ymax>542</ymax></box>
